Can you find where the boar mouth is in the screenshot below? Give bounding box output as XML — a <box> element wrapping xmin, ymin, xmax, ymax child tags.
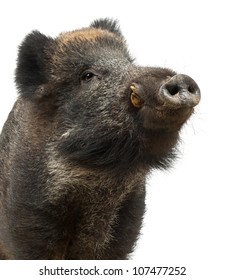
<box><xmin>140</xmin><ymin>106</ymin><xmax>193</xmax><ymax>132</ymax></box>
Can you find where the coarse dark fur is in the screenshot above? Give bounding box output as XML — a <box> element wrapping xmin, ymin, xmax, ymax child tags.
<box><xmin>0</xmin><ymin>19</ymin><xmax>200</xmax><ymax>259</ymax></box>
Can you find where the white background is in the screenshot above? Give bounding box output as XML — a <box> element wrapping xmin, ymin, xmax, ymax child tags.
<box><xmin>0</xmin><ymin>0</ymin><xmax>224</xmax><ymax>279</ymax></box>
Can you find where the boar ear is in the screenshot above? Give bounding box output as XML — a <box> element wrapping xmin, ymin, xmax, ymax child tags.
<box><xmin>15</xmin><ymin>31</ymin><xmax>54</xmax><ymax>98</ymax></box>
<box><xmin>90</xmin><ymin>18</ymin><xmax>122</xmax><ymax>37</ymax></box>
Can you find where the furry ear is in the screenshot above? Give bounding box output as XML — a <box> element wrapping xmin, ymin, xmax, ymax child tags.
<box><xmin>90</xmin><ymin>18</ymin><xmax>122</xmax><ymax>36</ymax></box>
<box><xmin>15</xmin><ymin>31</ymin><xmax>54</xmax><ymax>98</ymax></box>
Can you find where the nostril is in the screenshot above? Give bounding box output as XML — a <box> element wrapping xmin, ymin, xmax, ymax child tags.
<box><xmin>166</xmin><ymin>84</ymin><xmax>197</xmax><ymax>96</ymax></box>
<box><xmin>188</xmin><ymin>85</ymin><xmax>195</xmax><ymax>94</ymax></box>
<box><xmin>165</xmin><ymin>84</ymin><xmax>180</xmax><ymax>96</ymax></box>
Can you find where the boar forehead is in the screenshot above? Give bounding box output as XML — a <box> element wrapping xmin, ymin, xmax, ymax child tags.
<box><xmin>52</xmin><ymin>28</ymin><xmax>132</xmax><ymax>71</ymax></box>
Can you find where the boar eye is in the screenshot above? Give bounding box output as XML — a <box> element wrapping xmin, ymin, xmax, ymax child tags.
<box><xmin>81</xmin><ymin>71</ymin><xmax>96</xmax><ymax>83</ymax></box>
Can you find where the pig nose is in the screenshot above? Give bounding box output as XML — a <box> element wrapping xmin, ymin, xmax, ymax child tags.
<box><xmin>159</xmin><ymin>74</ymin><xmax>201</xmax><ymax>108</ymax></box>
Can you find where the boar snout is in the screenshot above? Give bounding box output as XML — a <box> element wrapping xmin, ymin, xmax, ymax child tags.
<box><xmin>129</xmin><ymin>72</ymin><xmax>201</xmax><ymax>131</ymax></box>
<box><xmin>159</xmin><ymin>74</ymin><xmax>201</xmax><ymax>108</ymax></box>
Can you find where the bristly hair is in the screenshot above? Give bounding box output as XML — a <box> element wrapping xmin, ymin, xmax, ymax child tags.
<box><xmin>58</xmin><ymin>128</ymin><xmax>178</xmax><ymax>173</ymax></box>
<box><xmin>58</xmin><ymin>130</ymin><xmax>141</xmax><ymax>171</ymax></box>
<box><xmin>90</xmin><ymin>18</ymin><xmax>122</xmax><ymax>37</ymax></box>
